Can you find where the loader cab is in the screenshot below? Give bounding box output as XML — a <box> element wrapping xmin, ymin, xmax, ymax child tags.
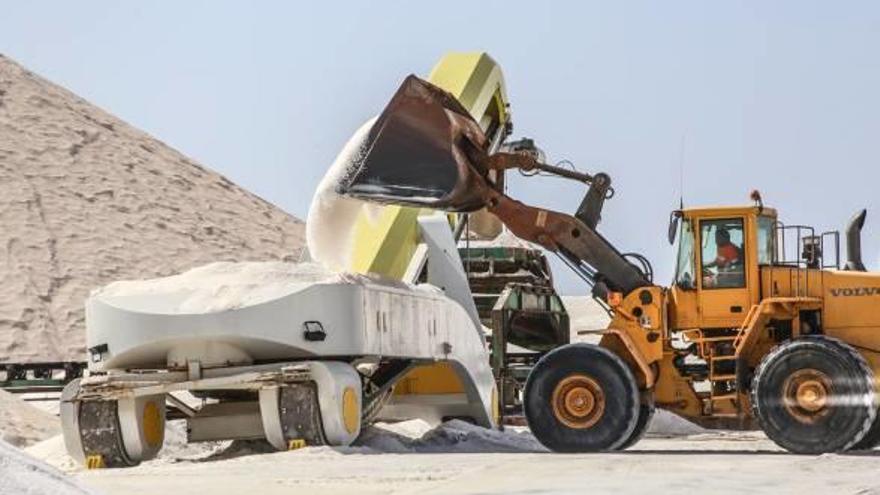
<box><xmin>668</xmin><ymin>205</ymin><xmax>777</xmax><ymax>330</ymax></box>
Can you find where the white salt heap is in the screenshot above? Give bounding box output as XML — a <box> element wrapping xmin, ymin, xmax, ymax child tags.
<box><xmin>0</xmin><ymin>390</ymin><xmax>60</xmax><ymax>448</ymax></box>
<box><xmin>353</xmin><ymin>419</ymin><xmax>547</xmax><ymax>454</ymax></box>
<box><xmin>94</xmin><ymin>261</ymin><xmax>337</xmax><ymax>314</ymax></box>
<box><xmin>0</xmin><ymin>54</ymin><xmax>305</xmax><ymax>363</ymax></box>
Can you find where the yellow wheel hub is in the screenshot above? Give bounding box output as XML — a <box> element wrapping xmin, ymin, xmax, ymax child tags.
<box><xmin>551</xmin><ymin>374</ymin><xmax>605</xmax><ymax>429</ymax></box>
<box><xmin>783</xmin><ymin>369</ymin><xmax>832</xmax><ymax>424</ymax></box>
<box><xmin>342</xmin><ymin>387</ymin><xmax>360</xmax><ymax>434</ymax></box>
<box><xmin>796</xmin><ymin>380</ymin><xmax>828</xmax><ymax>412</ymax></box>
<box><xmin>142</xmin><ymin>401</ymin><xmax>163</xmax><ymax>448</ymax></box>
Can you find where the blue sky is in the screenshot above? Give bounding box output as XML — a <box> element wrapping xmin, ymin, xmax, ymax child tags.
<box><xmin>3</xmin><ymin>1</ymin><xmax>879</xmax><ymax>293</ymax></box>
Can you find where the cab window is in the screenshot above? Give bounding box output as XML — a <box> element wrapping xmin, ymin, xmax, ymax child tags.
<box><xmin>700</xmin><ymin>218</ymin><xmax>745</xmax><ymax>289</ymax></box>
<box><xmin>674</xmin><ymin>219</ymin><xmax>696</xmax><ymax>289</ymax></box>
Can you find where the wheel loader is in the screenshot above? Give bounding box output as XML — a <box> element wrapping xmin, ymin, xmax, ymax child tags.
<box><xmin>338</xmin><ymin>74</ymin><xmax>880</xmax><ymax>454</ymax></box>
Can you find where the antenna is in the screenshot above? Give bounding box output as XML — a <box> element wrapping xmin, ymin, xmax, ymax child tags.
<box><xmin>678</xmin><ymin>133</ymin><xmax>686</xmax><ymax>209</ymax></box>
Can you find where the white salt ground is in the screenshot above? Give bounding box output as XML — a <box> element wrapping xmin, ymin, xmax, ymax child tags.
<box><xmin>29</xmin><ymin>414</ymin><xmax>703</xmax><ymax>476</ymax></box>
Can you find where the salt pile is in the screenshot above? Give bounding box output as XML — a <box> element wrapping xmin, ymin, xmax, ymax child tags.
<box><xmin>353</xmin><ymin>419</ymin><xmax>547</xmax><ymax>454</ymax></box>
<box><xmin>94</xmin><ymin>261</ymin><xmax>337</xmax><ymax>314</ymax></box>
<box><xmin>0</xmin><ymin>54</ymin><xmax>305</xmax><ymax>363</ymax></box>
<box><xmin>0</xmin><ymin>390</ymin><xmax>60</xmax><ymax>448</ymax></box>
<box><xmin>648</xmin><ymin>410</ymin><xmax>706</xmax><ymax>436</ymax></box>
<box><xmin>0</xmin><ymin>439</ymin><xmax>97</xmax><ymax>495</ymax></box>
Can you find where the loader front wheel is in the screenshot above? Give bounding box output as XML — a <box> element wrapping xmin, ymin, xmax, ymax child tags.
<box><xmin>618</xmin><ymin>399</ymin><xmax>655</xmax><ymax>450</ymax></box>
<box><xmin>751</xmin><ymin>337</ymin><xmax>876</xmax><ymax>454</ymax></box>
<box><xmin>524</xmin><ymin>344</ymin><xmax>639</xmax><ymax>452</ymax></box>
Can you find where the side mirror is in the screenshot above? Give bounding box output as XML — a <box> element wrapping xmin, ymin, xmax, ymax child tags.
<box><xmin>668</xmin><ymin>211</ymin><xmax>682</xmax><ymax>245</ymax></box>
<box><xmin>677</xmin><ymin>272</ymin><xmax>695</xmax><ymax>290</ymax></box>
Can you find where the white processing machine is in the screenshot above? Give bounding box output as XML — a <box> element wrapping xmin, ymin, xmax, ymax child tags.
<box><xmin>61</xmin><ymin>215</ymin><xmax>497</xmax><ymax>467</ymax></box>
<box><xmin>61</xmin><ymin>51</ymin><xmax>511</xmax><ymax>468</ymax></box>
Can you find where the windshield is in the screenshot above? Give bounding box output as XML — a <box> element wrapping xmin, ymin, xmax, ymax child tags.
<box><xmin>674</xmin><ymin>219</ymin><xmax>696</xmax><ymax>289</ymax></box>
<box><xmin>700</xmin><ymin>218</ymin><xmax>745</xmax><ymax>289</ymax></box>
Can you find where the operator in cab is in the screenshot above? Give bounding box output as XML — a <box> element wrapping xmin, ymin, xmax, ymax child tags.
<box><xmin>703</xmin><ymin>228</ymin><xmax>743</xmax><ymax>288</ymax></box>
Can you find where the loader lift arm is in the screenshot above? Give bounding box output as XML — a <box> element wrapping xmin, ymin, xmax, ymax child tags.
<box><xmin>339</xmin><ymin>74</ymin><xmax>651</xmax><ymax>298</ymax></box>
<box><xmin>481</xmin><ymin>151</ymin><xmax>651</xmax><ymax>296</ymax></box>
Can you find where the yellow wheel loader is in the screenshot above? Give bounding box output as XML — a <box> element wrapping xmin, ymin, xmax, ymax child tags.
<box><xmin>338</xmin><ymin>74</ymin><xmax>880</xmax><ymax>454</ymax></box>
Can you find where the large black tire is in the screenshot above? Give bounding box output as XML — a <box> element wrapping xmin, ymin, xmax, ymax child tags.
<box><xmin>524</xmin><ymin>344</ymin><xmax>640</xmax><ymax>452</ymax></box>
<box><xmin>751</xmin><ymin>336</ymin><xmax>876</xmax><ymax>454</ymax></box>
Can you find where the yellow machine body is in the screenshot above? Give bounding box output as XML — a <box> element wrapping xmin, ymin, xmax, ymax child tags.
<box><xmin>589</xmin><ymin>204</ymin><xmax>880</xmax><ymax>426</ymax></box>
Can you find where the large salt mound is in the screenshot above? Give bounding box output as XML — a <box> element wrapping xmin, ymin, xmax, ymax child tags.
<box><xmin>0</xmin><ymin>390</ymin><xmax>59</xmax><ymax>448</ymax></box>
<box><xmin>0</xmin><ymin>54</ymin><xmax>305</xmax><ymax>362</ymax></box>
<box><xmin>0</xmin><ymin>439</ymin><xmax>96</xmax><ymax>495</ymax></box>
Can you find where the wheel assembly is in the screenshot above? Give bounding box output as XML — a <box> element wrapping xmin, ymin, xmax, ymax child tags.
<box><xmin>60</xmin><ymin>379</ymin><xmax>166</xmax><ymax>468</ymax></box>
<box><xmin>259</xmin><ymin>361</ymin><xmax>362</xmax><ymax>450</ymax></box>
<box><xmin>524</xmin><ymin>343</ymin><xmax>640</xmax><ymax>452</ymax></box>
<box><xmin>751</xmin><ymin>336</ymin><xmax>876</xmax><ymax>454</ymax></box>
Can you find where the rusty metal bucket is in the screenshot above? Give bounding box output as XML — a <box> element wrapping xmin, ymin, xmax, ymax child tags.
<box><xmin>336</xmin><ymin>75</ymin><xmax>493</xmax><ymax>212</ymax></box>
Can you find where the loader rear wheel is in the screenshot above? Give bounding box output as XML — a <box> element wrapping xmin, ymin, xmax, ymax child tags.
<box><xmin>524</xmin><ymin>344</ymin><xmax>639</xmax><ymax>452</ymax></box>
<box><xmin>751</xmin><ymin>337</ymin><xmax>876</xmax><ymax>454</ymax></box>
<box><xmin>850</xmin><ymin>410</ymin><xmax>880</xmax><ymax>450</ymax></box>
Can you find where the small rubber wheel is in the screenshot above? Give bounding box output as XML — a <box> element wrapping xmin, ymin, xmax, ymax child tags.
<box><xmin>618</xmin><ymin>399</ymin><xmax>655</xmax><ymax>450</ymax></box>
<box><xmin>751</xmin><ymin>336</ymin><xmax>876</xmax><ymax>454</ymax></box>
<box><xmin>524</xmin><ymin>343</ymin><xmax>640</xmax><ymax>452</ymax></box>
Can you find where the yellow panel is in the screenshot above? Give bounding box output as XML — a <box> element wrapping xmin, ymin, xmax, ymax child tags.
<box><xmin>393</xmin><ymin>362</ymin><xmax>465</xmax><ymax>395</ymax></box>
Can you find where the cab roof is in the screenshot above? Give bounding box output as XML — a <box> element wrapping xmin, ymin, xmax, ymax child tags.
<box><xmin>680</xmin><ymin>205</ymin><xmax>778</xmax><ymax>219</ymax></box>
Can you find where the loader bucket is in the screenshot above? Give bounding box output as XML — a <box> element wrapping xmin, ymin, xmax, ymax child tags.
<box><xmin>337</xmin><ymin>75</ymin><xmax>492</xmax><ymax>212</ymax></box>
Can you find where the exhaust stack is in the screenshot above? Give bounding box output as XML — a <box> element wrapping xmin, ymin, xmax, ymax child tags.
<box><xmin>844</xmin><ymin>209</ymin><xmax>868</xmax><ymax>272</ymax></box>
